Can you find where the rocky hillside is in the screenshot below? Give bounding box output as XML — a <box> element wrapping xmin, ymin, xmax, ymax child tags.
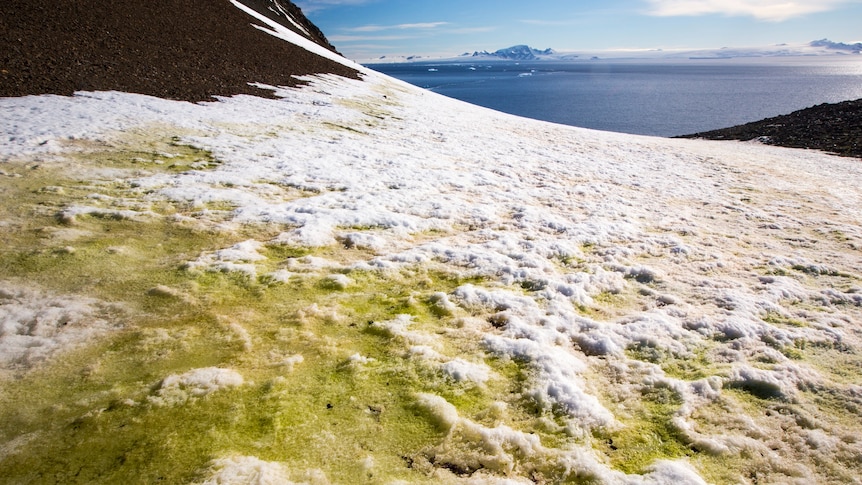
<box><xmin>678</xmin><ymin>98</ymin><xmax>862</xmax><ymax>158</ymax></box>
<box><xmin>0</xmin><ymin>0</ymin><xmax>358</xmax><ymax>102</ymax></box>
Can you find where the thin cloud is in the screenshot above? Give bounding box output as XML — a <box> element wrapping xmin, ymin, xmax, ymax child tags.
<box><xmin>337</xmin><ymin>22</ymin><xmax>492</xmax><ymax>42</ymax></box>
<box><xmin>348</xmin><ymin>22</ymin><xmax>449</xmax><ymax>32</ymax></box>
<box><xmin>448</xmin><ymin>26</ymin><xmax>498</xmax><ymax>34</ymax></box>
<box><xmin>295</xmin><ymin>0</ymin><xmax>377</xmax><ymax>13</ymax></box>
<box><xmin>520</xmin><ymin>19</ymin><xmax>577</xmax><ymax>26</ymax></box>
<box><xmin>329</xmin><ymin>34</ymin><xmax>413</xmax><ymax>42</ymax></box>
<box><xmin>349</xmin><ymin>25</ymin><xmax>386</xmax><ymax>32</ymax></box>
<box><xmin>645</xmin><ymin>0</ymin><xmax>860</xmax><ymax>21</ymax></box>
<box><xmin>397</xmin><ymin>22</ymin><xmax>450</xmax><ymax>29</ymax></box>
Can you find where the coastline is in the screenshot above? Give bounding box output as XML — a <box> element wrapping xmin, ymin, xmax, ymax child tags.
<box><xmin>678</xmin><ymin>98</ymin><xmax>862</xmax><ymax>158</ymax></box>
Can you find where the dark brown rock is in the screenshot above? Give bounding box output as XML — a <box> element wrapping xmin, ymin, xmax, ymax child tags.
<box><xmin>0</xmin><ymin>0</ymin><xmax>359</xmax><ymax>103</ymax></box>
<box><xmin>677</xmin><ymin>99</ymin><xmax>862</xmax><ymax>159</ymax></box>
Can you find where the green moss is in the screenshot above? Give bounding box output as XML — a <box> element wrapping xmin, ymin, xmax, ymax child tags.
<box><xmin>576</xmin><ymin>286</ymin><xmax>643</xmax><ymax>321</ymax></box>
<box><xmin>0</xmin><ymin>369</ymin><xmax>444</xmax><ymax>483</ymax></box>
<box><xmin>0</xmin><ymin>140</ymin><xmax>479</xmax><ymax>482</ymax></box>
<box><xmin>1</xmin><ymin>133</ymin><xmax>702</xmax><ymax>483</ymax></box>
<box><xmin>779</xmin><ymin>346</ymin><xmax>804</xmax><ymax>360</ymax></box>
<box><xmin>574</xmin><ymin>304</ymin><xmax>599</xmax><ymax>318</ymax></box>
<box><xmin>661</xmin><ymin>360</ymin><xmax>713</xmax><ymax>381</ymax></box>
<box><xmin>0</xmin><ymin>217</ymin><xmax>248</xmax><ymax>307</ymax></box>
<box><xmin>830</xmin><ymin>230</ymin><xmax>851</xmax><ymax>242</ymax></box>
<box><xmin>0</xmin><ymin>259</ymin><xmax>474</xmax><ymax>482</ymax></box>
<box><xmin>664</xmin><ymin>351</ymin><xmax>715</xmax><ymax>381</ymax></box>
<box><xmin>0</xmin><ymin>205</ymin><xmax>525</xmax><ymax>484</ymax></box>
<box><xmin>591</xmin><ymin>290</ymin><xmax>619</xmax><ymax>305</ymax></box>
<box><xmin>761</xmin><ymin>311</ymin><xmax>808</xmax><ymax>328</ymax></box>
<box><xmin>625</xmin><ymin>344</ymin><xmax>717</xmax><ymax>382</ymax></box>
<box><xmin>594</xmin><ymin>385</ymin><xmax>692</xmax><ymax>474</ymax></box>
<box><xmin>799</xmin><ymin>342</ymin><xmax>862</xmax><ymax>386</ymax></box>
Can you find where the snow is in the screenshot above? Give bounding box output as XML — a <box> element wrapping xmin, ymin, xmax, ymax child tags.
<box><xmin>196</xmin><ymin>455</ymin><xmax>317</xmax><ymax>485</ymax></box>
<box><xmin>440</xmin><ymin>358</ymin><xmax>492</xmax><ymax>384</ymax></box>
<box><xmin>186</xmin><ymin>239</ymin><xmax>268</xmax><ymax>278</ymax></box>
<box><xmin>323</xmin><ymin>273</ymin><xmax>352</xmax><ymax>289</ymax></box>
<box><xmin>149</xmin><ymin>367</ymin><xmax>245</xmax><ymax>406</ymax></box>
<box><xmin>0</xmin><ymin>285</ymin><xmax>123</xmax><ymax>372</ymax></box>
<box><xmin>268</xmin><ymin>1</ymin><xmax>311</xmax><ymax>37</ymax></box>
<box><xmin>3</xmin><ymin>17</ymin><xmax>862</xmax><ymax>483</ymax></box>
<box><xmin>229</xmin><ymin>0</ymin><xmax>359</xmax><ymax>70</ymax></box>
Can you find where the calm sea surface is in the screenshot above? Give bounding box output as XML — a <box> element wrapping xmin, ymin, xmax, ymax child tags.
<box><xmin>365</xmin><ymin>57</ymin><xmax>862</xmax><ymax>137</ymax></box>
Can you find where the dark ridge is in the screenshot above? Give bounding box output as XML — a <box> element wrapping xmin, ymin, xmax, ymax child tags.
<box><xmin>239</xmin><ymin>0</ymin><xmax>341</xmax><ymax>54</ymax></box>
<box><xmin>677</xmin><ymin>99</ymin><xmax>862</xmax><ymax>159</ymax></box>
<box><xmin>0</xmin><ymin>0</ymin><xmax>359</xmax><ymax>103</ymax></box>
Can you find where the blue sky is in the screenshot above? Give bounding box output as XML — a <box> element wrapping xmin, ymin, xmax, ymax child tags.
<box><xmin>296</xmin><ymin>0</ymin><xmax>862</xmax><ymax>59</ymax></box>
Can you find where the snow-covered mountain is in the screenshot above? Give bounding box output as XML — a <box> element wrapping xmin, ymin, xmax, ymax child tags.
<box><xmin>810</xmin><ymin>38</ymin><xmax>862</xmax><ymax>53</ymax></box>
<box><xmin>466</xmin><ymin>45</ymin><xmax>558</xmax><ymax>60</ymax></box>
<box><xmin>2</xmin><ymin>2</ymin><xmax>862</xmax><ymax>484</ymax></box>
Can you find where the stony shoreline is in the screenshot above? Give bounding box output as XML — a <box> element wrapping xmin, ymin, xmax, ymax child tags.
<box><xmin>677</xmin><ymin>98</ymin><xmax>862</xmax><ymax>159</ymax></box>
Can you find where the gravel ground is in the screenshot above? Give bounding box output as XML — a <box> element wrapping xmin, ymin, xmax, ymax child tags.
<box><xmin>0</xmin><ymin>0</ymin><xmax>358</xmax><ymax>103</ymax></box>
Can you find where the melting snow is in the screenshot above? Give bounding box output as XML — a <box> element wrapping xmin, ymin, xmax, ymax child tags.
<box><xmin>0</xmin><ymin>285</ymin><xmax>124</xmax><ymax>372</ymax></box>
<box><xmin>149</xmin><ymin>367</ymin><xmax>245</xmax><ymax>406</ymax></box>
<box><xmin>196</xmin><ymin>455</ymin><xmax>318</xmax><ymax>485</ymax></box>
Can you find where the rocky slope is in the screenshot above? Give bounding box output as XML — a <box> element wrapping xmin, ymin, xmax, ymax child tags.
<box><xmin>0</xmin><ymin>0</ymin><xmax>358</xmax><ymax>102</ymax></box>
<box><xmin>678</xmin><ymin>98</ymin><xmax>862</xmax><ymax>159</ymax></box>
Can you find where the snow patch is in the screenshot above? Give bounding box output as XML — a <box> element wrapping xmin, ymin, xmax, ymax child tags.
<box><xmin>0</xmin><ymin>285</ymin><xmax>123</xmax><ymax>371</ymax></box>
<box><xmin>185</xmin><ymin>240</ymin><xmax>267</xmax><ymax>278</ymax></box>
<box><xmin>196</xmin><ymin>455</ymin><xmax>324</xmax><ymax>485</ymax></box>
<box><xmin>149</xmin><ymin>367</ymin><xmax>244</xmax><ymax>406</ymax></box>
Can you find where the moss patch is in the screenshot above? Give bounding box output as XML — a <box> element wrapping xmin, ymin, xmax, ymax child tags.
<box><xmin>0</xmin><ymin>253</ymin><xmax>494</xmax><ymax>483</ymax></box>
<box><xmin>0</xmin><ymin>156</ymin><xmax>541</xmax><ymax>483</ymax></box>
<box><xmin>625</xmin><ymin>344</ymin><xmax>717</xmax><ymax>382</ymax></box>
<box><xmin>0</xmin><ymin>139</ymin><xmax>474</xmax><ymax>482</ymax></box>
<box><xmin>594</xmin><ymin>384</ymin><xmax>692</xmax><ymax>474</ymax></box>
<box><xmin>761</xmin><ymin>311</ymin><xmax>808</xmax><ymax>328</ymax></box>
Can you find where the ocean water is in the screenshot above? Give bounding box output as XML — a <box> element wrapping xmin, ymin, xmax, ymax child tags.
<box><xmin>366</xmin><ymin>57</ymin><xmax>862</xmax><ymax>136</ymax></box>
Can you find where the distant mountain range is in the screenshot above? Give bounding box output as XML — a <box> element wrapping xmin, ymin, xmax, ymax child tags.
<box><xmin>363</xmin><ymin>39</ymin><xmax>862</xmax><ymax>64</ymax></box>
<box><xmin>463</xmin><ymin>45</ymin><xmax>558</xmax><ymax>61</ymax></box>
<box><xmin>809</xmin><ymin>39</ymin><xmax>862</xmax><ymax>53</ymax></box>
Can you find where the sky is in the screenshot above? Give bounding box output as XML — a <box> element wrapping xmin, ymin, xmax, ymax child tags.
<box><xmin>296</xmin><ymin>0</ymin><xmax>862</xmax><ymax>60</ymax></box>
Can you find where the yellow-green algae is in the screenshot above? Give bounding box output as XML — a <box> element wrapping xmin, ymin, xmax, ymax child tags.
<box><xmin>761</xmin><ymin>311</ymin><xmax>808</xmax><ymax>328</ymax></box>
<box><xmin>0</xmin><ymin>134</ymin><xmax>748</xmax><ymax>483</ymax></box>
<box><xmin>625</xmin><ymin>344</ymin><xmax>720</xmax><ymax>382</ymax></box>
<box><xmin>0</xmin><ymin>145</ymin><xmax>581</xmax><ymax>482</ymax></box>
<box><xmin>0</xmin><ymin>248</ymin><xmax>576</xmax><ymax>482</ymax></box>
<box><xmin>591</xmin><ymin>373</ymin><xmax>693</xmax><ymax>475</ymax></box>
